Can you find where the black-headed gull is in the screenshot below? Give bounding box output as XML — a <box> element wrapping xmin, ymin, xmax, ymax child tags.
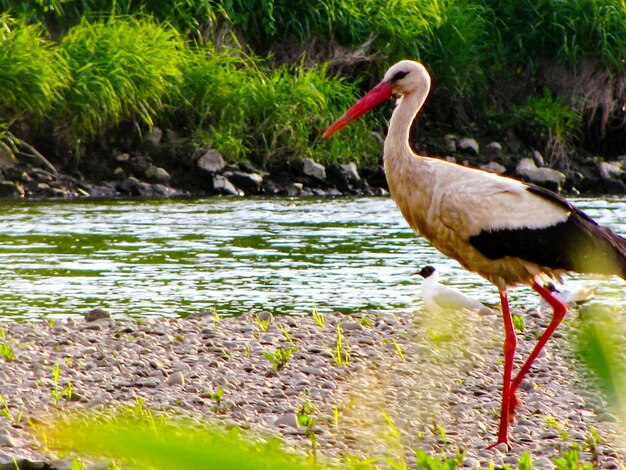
<box><xmin>417</xmin><ymin>265</ymin><xmax>488</xmax><ymax>313</ymax></box>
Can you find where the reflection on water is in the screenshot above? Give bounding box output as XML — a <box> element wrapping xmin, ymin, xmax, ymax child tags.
<box><xmin>0</xmin><ymin>197</ymin><xmax>623</xmax><ymax>320</ymax></box>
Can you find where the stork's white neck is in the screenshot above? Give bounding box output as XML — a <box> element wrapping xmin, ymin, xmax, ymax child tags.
<box><xmin>382</xmin><ymin>90</ymin><xmax>434</xmax><ymax>236</ymax></box>
<box><xmin>385</xmin><ymin>91</ymin><xmax>427</xmax><ymax>156</ymax></box>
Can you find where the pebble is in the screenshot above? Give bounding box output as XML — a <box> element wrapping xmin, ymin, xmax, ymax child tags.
<box><xmin>167</xmin><ymin>371</ymin><xmax>185</xmax><ymax>386</ymax></box>
<box><xmin>274</xmin><ymin>413</ymin><xmax>298</xmax><ymax>427</ymax></box>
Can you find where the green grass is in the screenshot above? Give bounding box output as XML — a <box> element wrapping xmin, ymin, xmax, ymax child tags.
<box><xmin>0</xmin><ymin>0</ymin><xmax>624</xmax><ymax>168</ymax></box>
<box><xmin>0</xmin><ymin>14</ymin><xmax>69</xmax><ymax>124</ymax></box>
<box><xmin>515</xmin><ymin>89</ymin><xmax>583</xmax><ymax>166</ymax></box>
<box><xmin>55</xmin><ymin>15</ymin><xmax>185</xmax><ymax>143</ymax></box>
<box><xmin>576</xmin><ymin>306</ymin><xmax>626</xmax><ymax>417</ymax></box>
<box><xmin>176</xmin><ymin>47</ymin><xmax>379</xmax><ymax>167</ymax></box>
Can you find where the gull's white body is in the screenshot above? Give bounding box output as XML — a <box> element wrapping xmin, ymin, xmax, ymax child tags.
<box><xmin>540</xmin><ymin>282</ymin><xmax>595</xmax><ymax>308</ymax></box>
<box><xmin>419</xmin><ymin>266</ymin><xmax>486</xmax><ymax>312</ymax></box>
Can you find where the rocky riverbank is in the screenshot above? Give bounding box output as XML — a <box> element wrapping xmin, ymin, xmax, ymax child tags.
<box><xmin>1</xmin><ymin>127</ymin><xmax>626</xmax><ymax>200</ymax></box>
<box><xmin>0</xmin><ymin>306</ymin><xmax>624</xmax><ymax>468</ymax></box>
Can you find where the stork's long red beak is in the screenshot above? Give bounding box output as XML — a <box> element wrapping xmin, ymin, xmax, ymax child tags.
<box><xmin>322</xmin><ymin>80</ymin><xmax>393</xmax><ymax>138</ymax></box>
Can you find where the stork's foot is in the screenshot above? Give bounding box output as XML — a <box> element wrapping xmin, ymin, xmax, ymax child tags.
<box><xmin>486</xmin><ymin>440</ymin><xmax>510</xmax><ymax>452</ymax></box>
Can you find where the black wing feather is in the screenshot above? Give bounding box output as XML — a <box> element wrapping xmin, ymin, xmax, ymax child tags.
<box><xmin>470</xmin><ymin>186</ymin><xmax>626</xmax><ymax>279</ymax></box>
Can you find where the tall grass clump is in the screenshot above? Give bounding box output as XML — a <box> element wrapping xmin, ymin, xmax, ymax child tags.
<box><xmin>55</xmin><ymin>16</ymin><xmax>185</xmax><ymax>145</ymax></box>
<box><xmin>515</xmin><ymin>90</ymin><xmax>583</xmax><ymax>166</ymax></box>
<box><xmin>0</xmin><ymin>14</ymin><xmax>69</xmax><ymax>125</ymax></box>
<box><xmin>178</xmin><ymin>47</ymin><xmax>379</xmax><ymax>167</ymax></box>
<box><xmin>484</xmin><ymin>0</ymin><xmax>626</xmax><ymax>155</ymax></box>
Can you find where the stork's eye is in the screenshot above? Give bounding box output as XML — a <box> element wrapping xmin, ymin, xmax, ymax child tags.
<box><xmin>390</xmin><ymin>70</ymin><xmax>409</xmax><ymax>83</ymax></box>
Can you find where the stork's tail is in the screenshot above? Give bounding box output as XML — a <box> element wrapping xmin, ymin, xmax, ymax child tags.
<box><xmin>595</xmin><ymin>224</ymin><xmax>626</xmax><ymax>281</ymax></box>
<box><xmin>554</xmin><ymin>203</ymin><xmax>626</xmax><ymax>280</ymax></box>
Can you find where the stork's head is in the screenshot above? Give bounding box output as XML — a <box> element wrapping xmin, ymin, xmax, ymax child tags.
<box><xmin>383</xmin><ymin>60</ymin><xmax>431</xmax><ymax>97</ymax></box>
<box><xmin>323</xmin><ymin>60</ymin><xmax>431</xmax><ymax>138</ymax></box>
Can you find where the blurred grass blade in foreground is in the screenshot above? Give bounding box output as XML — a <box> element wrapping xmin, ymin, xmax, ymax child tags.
<box><xmin>577</xmin><ymin>305</ymin><xmax>626</xmax><ymax>423</ymax></box>
<box><xmin>43</xmin><ymin>416</ymin><xmax>314</xmax><ymax>470</ymax></box>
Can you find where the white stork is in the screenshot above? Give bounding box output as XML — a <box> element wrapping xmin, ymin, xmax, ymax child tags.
<box><xmin>323</xmin><ymin>60</ymin><xmax>626</xmax><ymax>449</ymax></box>
<box><xmin>416</xmin><ymin>265</ymin><xmax>488</xmax><ymax>313</ymax></box>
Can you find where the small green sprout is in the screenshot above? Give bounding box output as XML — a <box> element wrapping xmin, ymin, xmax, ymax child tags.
<box><xmin>255</xmin><ymin>313</ymin><xmax>271</xmax><ymax>332</ymax></box>
<box><xmin>0</xmin><ymin>342</ymin><xmax>14</xmax><ymax>362</ymax></box>
<box><xmin>512</xmin><ymin>313</ymin><xmax>525</xmax><ymax>333</ymax></box>
<box><xmin>203</xmin><ymin>385</ymin><xmax>224</xmax><ymax>408</ymax></box>
<box><xmin>263</xmin><ymin>346</ymin><xmax>297</xmax><ymax>372</ymax></box>
<box><xmin>297</xmin><ymin>398</ymin><xmax>320</xmax><ymax>461</ymax></box>
<box><xmin>311</xmin><ymin>308</ymin><xmax>325</xmax><ymax>329</ymax></box>
<box><xmin>51</xmin><ymin>364</ymin><xmax>72</xmax><ymax>405</ymax></box>
<box><xmin>0</xmin><ymin>395</ymin><xmax>13</xmax><ymax>422</ymax></box>
<box><xmin>278</xmin><ymin>323</ymin><xmax>295</xmax><ymax>345</ymax></box>
<box><xmin>331</xmin><ymin>323</ymin><xmax>350</xmax><ymax>366</ymax></box>
<box><xmin>391</xmin><ymin>338</ymin><xmax>405</xmax><ymax>362</ymax></box>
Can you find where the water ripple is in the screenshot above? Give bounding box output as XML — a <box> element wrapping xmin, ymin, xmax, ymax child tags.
<box><xmin>0</xmin><ymin>197</ymin><xmax>623</xmax><ymax>319</ymax></box>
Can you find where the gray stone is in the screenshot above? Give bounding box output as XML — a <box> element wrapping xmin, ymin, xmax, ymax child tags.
<box><xmin>515</xmin><ymin>158</ymin><xmax>566</xmax><ymax>190</ymax></box>
<box><xmin>196</xmin><ymin>148</ymin><xmax>225</xmax><ymax>174</ymax></box>
<box><xmin>531</xmin><ymin>150</ymin><xmax>545</xmax><ymax>167</ymax></box>
<box><xmin>114</xmin><ymin>152</ymin><xmax>131</xmax><ymax>163</ymax></box>
<box><xmin>167</xmin><ymin>371</ymin><xmax>185</xmax><ymax>386</ymax></box>
<box><xmin>483</xmin><ymin>141</ymin><xmax>502</xmax><ymax>159</ymax></box>
<box><xmin>128</xmin><ymin>155</ymin><xmax>152</xmax><ymax>176</ymax></box>
<box><xmin>300</xmin><ymin>366</ymin><xmax>325</xmax><ymax>376</ymax></box>
<box><xmin>479</xmin><ymin>161</ymin><xmax>506</xmax><ymax>174</ymax></box>
<box><xmin>256</xmin><ymin>311</ymin><xmax>273</xmax><ymax>322</ymax></box>
<box><xmin>456</xmin><ymin>137</ymin><xmax>479</xmax><ymax>155</ymax></box>
<box><xmin>212</xmin><ymin>175</ymin><xmax>241</xmax><ymax>196</ymax></box>
<box><xmin>274</xmin><ymin>413</ymin><xmax>298</xmax><ymax>427</ymax></box>
<box><xmin>444</xmin><ymin>134</ymin><xmax>457</xmax><ymax>153</ymax></box>
<box><xmin>141</xmin><ymin>127</ymin><xmax>163</xmax><ymax>150</ymax></box>
<box><xmin>112</xmin><ymin>167</ymin><xmax>126</xmax><ymax>180</ymax></box>
<box><xmin>301</xmin><ymin>158</ymin><xmax>326</xmax><ymax>182</ymax></box>
<box><xmin>85</xmin><ymin>308</ymin><xmax>112</xmax><ymax>322</ymax></box>
<box><xmin>339</xmin><ymin>162</ymin><xmax>360</xmax><ymax>181</ymax></box>
<box><xmin>598</xmin><ymin>161</ymin><xmax>623</xmax><ymax>180</ymax></box>
<box><xmin>225</xmin><ymin>171</ymin><xmax>263</xmax><ymax>194</ymax></box>
<box><xmin>340</xmin><ymin>320</ymin><xmax>362</xmax><ymax>331</ymax></box>
<box><xmin>145</xmin><ymin>165</ymin><xmax>171</xmax><ymax>184</ymax></box>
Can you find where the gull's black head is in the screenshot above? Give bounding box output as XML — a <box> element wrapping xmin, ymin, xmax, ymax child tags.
<box><xmin>417</xmin><ymin>265</ymin><xmax>436</xmax><ymax>279</ymax></box>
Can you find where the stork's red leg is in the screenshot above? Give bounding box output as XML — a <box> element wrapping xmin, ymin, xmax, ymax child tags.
<box><xmin>507</xmin><ymin>281</ymin><xmax>567</xmax><ymax>418</ymax></box>
<box><xmin>488</xmin><ymin>290</ymin><xmax>517</xmax><ymax>449</ymax></box>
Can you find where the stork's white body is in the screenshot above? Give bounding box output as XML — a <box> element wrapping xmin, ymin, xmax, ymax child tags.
<box><xmin>387</xmin><ymin>153</ymin><xmax>567</xmax><ymax>289</ymax></box>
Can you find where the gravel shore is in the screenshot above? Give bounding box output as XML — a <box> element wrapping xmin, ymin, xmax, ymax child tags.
<box><xmin>0</xmin><ymin>306</ymin><xmax>624</xmax><ymax>469</ymax></box>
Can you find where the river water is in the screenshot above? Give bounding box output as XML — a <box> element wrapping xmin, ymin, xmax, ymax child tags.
<box><xmin>0</xmin><ymin>197</ymin><xmax>623</xmax><ymax>320</ymax></box>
